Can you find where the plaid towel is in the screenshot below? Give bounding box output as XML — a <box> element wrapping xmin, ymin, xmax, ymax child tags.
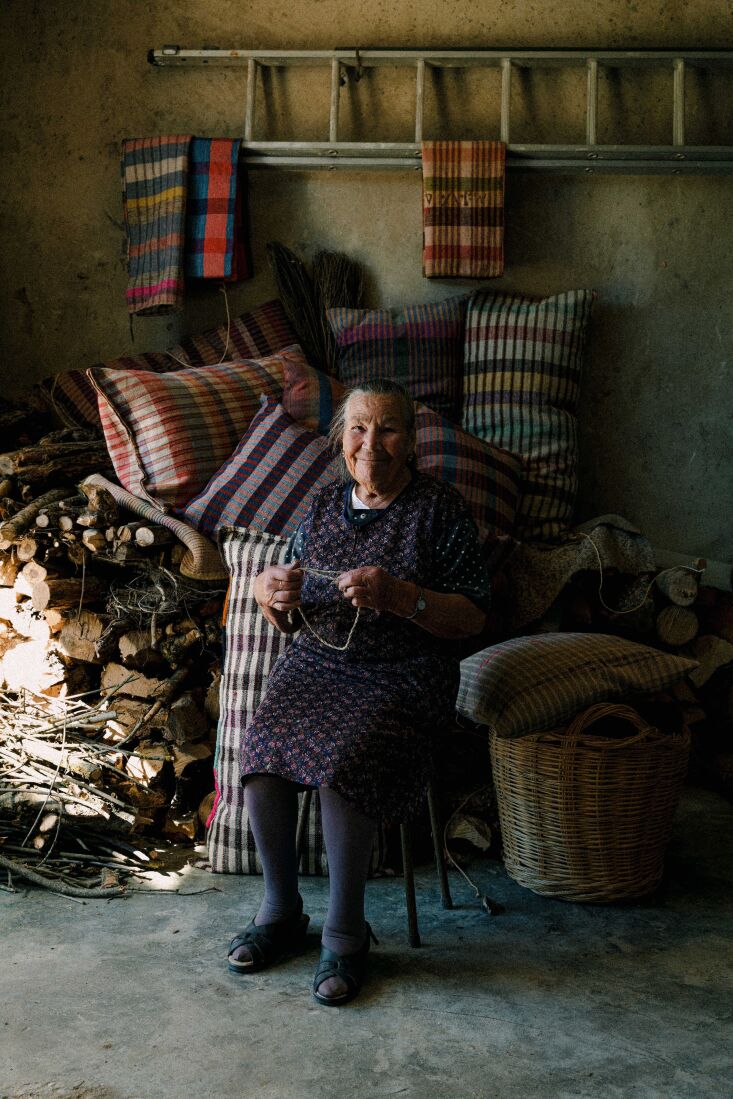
<box><xmin>422</xmin><ymin>140</ymin><xmax>506</xmax><ymax>279</ymax></box>
<box><xmin>122</xmin><ymin>135</ymin><xmax>191</xmax><ymax>314</ymax></box>
<box><xmin>185</xmin><ymin>138</ymin><xmax>251</xmax><ymax>280</ymax></box>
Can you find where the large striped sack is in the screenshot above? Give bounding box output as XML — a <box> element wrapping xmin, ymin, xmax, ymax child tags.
<box><xmin>328</xmin><ymin>295</ymin><xmax>468</xmax><ymax>421</ymax></box>
<box><xmin>122</xmin><ymin>135</ymin><xmax>191</xmax><ymax>315</ymax></box>
<box><xmin>458</xmin><ymin>633</ymin><xmax>698</xmax><ymax>740</ymax></box>
<box><xmin>41</xmin><ymin>299</ymin><xmax>296</xmax><ymax>432</ymax></box>
<box><xmin>280</xmin><ymin>353</ymin><xmax>522</xmax><ymax>541</ymax></box>
<box><xmin>422</xmin><ymin>140</ymin><xmax>506</xmax><ymax>279</ymax></box>
<box><xmin>209</xmin><ymin>527</ymin><xmax>385</xmax><ymax>875</ymax></box>
<box><xmin>462</xmin><ymin>289</ymin><xmax>595</xmax><ymax>542</ymax></box>
<box><xmin>89</xmin><ymin>345</ymin><xmax>305</xmax><ymax>510</ymax></box>
<box><xmin>180</xmin><ymin>396</ymin><xmax>339</xmax><ymax>537</ymax></box>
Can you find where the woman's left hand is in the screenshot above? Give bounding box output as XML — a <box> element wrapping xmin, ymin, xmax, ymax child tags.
<box><xmin>336</xmin><ymin>566</ymin><xmax>402</xmax><ymax>614</ymax></box>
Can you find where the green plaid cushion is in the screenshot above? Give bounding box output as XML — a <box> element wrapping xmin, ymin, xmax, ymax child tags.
<box><xmin>462</xmin><ymin>289</ymin><xmax>595</xmax><ymax>541</ymax></box>
<box><xmin>458</xmin><ymin>632</ymin><xmax>697</xmax><ymax>739</ymax></box>
<box><xmin>328</xmin><ymin>295</ymin><xmax>468</xmax><ymax>421</ymax></box>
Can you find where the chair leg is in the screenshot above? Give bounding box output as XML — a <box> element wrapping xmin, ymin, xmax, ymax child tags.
<box><xmin>400</xmin><ymin>822</ymin><xmax>421</xmax><ymax>948</ymax></box>
<box><xmin>427</xmin><ymin>781</ymin><xmax>453</xmax><ymax>910</ymax></box>
<box><xmin>295</xmin><ymin>788</ymin><xmax>313</xmax><ymax>869</ymax></box>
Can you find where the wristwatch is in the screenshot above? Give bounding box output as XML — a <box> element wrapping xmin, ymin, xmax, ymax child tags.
<box><xmin>405</xmin><ymin>585</ymin><xmax>426</xmax><ymax>620</ymax></box>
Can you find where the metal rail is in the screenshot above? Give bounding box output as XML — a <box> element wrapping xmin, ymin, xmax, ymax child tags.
<box><xmin>148</xmin><ymin>46</ymin><xmax>733</xmax><ymax>174</ymax></box>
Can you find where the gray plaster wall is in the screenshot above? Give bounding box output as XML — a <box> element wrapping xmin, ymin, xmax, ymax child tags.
<box><xmin>0</xmin><ymin>1</ymin><xmax>731</xmax><ymax>561</ymax></box>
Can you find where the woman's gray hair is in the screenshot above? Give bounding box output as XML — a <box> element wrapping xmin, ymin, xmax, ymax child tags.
<box><xmin>328</xmin><ymin>378</ymin><xmax>418</xmax><ymax>481</ymax></box>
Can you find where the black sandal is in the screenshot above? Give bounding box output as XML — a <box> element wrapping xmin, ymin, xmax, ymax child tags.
<box><xmin>228</xmin><ymin>897</ymin><xmax>310</xmax><ymax>974</ymax></box>
<box><xmin>312</xmin><ymin>923</ymin><xmax>378</xmax><ymax>1007</ymax></box>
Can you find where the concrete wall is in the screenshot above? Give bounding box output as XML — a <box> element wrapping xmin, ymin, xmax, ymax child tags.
<box><xmin>1</xmin><ymin>2</ymin><xmax>731</xmax><ymax>562</ymax></box>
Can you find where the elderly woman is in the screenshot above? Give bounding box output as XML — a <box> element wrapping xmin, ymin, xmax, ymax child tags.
<box><xmin>227</xmin><ymin>379</ymin><xmax>491</xmax><ymax>1005</ymax></box>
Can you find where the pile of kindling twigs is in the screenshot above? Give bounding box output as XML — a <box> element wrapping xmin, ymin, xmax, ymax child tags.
<box><xmin>0</xmin><ymin>685</ymin><xmax>160</xmax><ymax>896</ymax></box>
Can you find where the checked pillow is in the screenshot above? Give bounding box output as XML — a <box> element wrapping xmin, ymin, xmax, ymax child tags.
<box><xmin>280</xmin><ymin>353</ymin><xmax>522</xmax><ymax>541</ymax></box>
<box><xmin>328</xmin><ymin>294</ymin><xmax>468</xmax><ymax>421</ymax></box>
<box><xmin>180</xmin><ymin>396</ymin><xmax>340</xmax><ymax>537</ymax></box>
<box><xmin>462</xmin><ymin>288</ymin><xmax>595</xmax><ymax>542</ymax></box>
<box><xmin>89</xmin><ymin>344</ymin><xmax>307</xmax><ymax>510</ymax></box>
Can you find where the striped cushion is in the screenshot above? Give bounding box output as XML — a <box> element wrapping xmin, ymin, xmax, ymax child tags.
<box><xmin>41</xmin><ymin>299</ymin><xmax>295</xmax><ymax>432</ymax></box>
<box><xmin>90</xmin><ymin>345</ymin><xmax>306</xmax><ymax>510</ymax></box>
<box><xmin>208</xmin><ymin>527</ymin><xmax>384</xmax><ymax>875</ymax></box>
<box><xmin>458</xmin><ymin>633</ymin><xmax>698</xmax><ymax>740</ymax></box>
<box><xmin>180</xmin><ymin>396</ymin><xmax>339</xmax><ymax>537</ymax></box>
<box><xmin>328</xmin><ymin>295</ymin><xmax>468</xmax><ymax>421</ymax></box>
<box><xmin>208</xmin><ymin>529</ymin><xmax>328</xmax><ymax>873</ymax></box>
<box><xmin>280</xmin><ymin>354</ymin><xmax>522</xmax><ymax>540</ymax></box>
<box><xmin>462</xmin><ymin>289</ymin><xmax>595</xmax><ymax>541</ymax></box>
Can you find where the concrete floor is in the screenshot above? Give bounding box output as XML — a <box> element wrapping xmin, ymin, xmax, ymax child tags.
<box><xmin>1</xmin><ymin>786</ymin><xmax>732</xmax><ymax>1099</ymax></box>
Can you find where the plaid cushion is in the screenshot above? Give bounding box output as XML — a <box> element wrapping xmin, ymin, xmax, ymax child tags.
<box><xmin>89</xmin><ymin>346</ymin><xmax>306</xmax><ymax>510</ymax></box>
<box><xmin>180</xmin><ymin>396</ymin><xmax>339</xmax><ymax>537</ymax></box>
<box><xmin>40</xmin><ymin>299</ymin><xmax>295</xmax><ymax>432</ymax></box>
<box><xmin>458</xmin><ymin>632</ymin><xmax>698</xmax><ymax>740</ymax></box>
<box><xmin>328</xmin><ymin>295</ymin><xmax>468</xmax><ymax>421</ymax></box>
<box><xmin>462</xmin><ymin>289</ymin><xmax>595</xmax><ymax>541</ymax></box>
<box><xmin>281</xmin><ymin>354</ymin><xmax>522</xmax><ymax>540</ymax></box>
<box><xmin>208</xmin><ymin>527</ymin><xmax>384</xmax><ymax>875</ymax></box>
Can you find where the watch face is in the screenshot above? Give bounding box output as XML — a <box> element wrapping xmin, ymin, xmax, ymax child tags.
<box><xmin>416</xmin><ymin>592</ymin><xmax>426</xmax><ymax>612</ymax></box>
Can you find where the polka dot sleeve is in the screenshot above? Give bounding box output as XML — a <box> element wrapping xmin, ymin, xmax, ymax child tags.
<box><xmin>431</xmin><ymin>513</ymin><xmax>493</xmax><ymax>614</ymax></box>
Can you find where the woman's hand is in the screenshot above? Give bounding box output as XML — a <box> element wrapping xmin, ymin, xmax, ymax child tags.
<box><xmin>254</xmin><ymin>560</ymin><xmax>303</xmax><ymax>632</ymax></box>
<box><xmin>336</xmin><ymin>566</ymin><xmax>405</xmax><ymax>615</ymax></box>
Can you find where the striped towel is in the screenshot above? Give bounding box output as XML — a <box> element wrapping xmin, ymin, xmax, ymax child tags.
<box><xmin>185</xmin><ymin>138</ymin><xmax>251</xmax><ymax>280</ymax></box>
<box><xmin>122</xmin><ymin>135</ymin><xmax>191</xmax><ymax>314</ymax></box>
<box><xmin>422</xmin><ymin>140</ymin><xmax>506</xmax><ymax>279</ymax></box>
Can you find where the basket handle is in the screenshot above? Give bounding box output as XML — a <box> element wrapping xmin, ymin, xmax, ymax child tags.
<box><xmin>562</xmin><ymin>702</ymin><xmax>654</xmax><ymax>748</ymax></box>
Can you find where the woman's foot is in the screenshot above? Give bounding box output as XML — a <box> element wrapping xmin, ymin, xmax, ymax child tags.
<box><xmin>312</xmin><ymin>924</ymin><xmax>377</xmax><ymax>1006</ymax></box>
<box><xmin>228</xmin><ymin>896</ymin><xmax>309</xmax><ymax>973</ymax></box>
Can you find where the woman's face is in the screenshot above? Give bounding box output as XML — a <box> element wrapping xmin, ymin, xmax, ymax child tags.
<box><xmin>341</xmin><ymin>393</ymin><xmax>415</xmax><ymax>496</ymax></box>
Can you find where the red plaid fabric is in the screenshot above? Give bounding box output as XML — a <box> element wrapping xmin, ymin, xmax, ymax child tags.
<box><xmin>89</xmin><ymin>346</ymin><xmax>307</xmax><ymax>510</ymax></box>
<box><xmin>40</xmin><ymin>300</ymin><xmax>296</xmax><ymax>432</ymax></box>
<box><xmin>328</xmin><ymin>295</ymin><xmax>468</xmax><ymax>421</ymax></box>
<box><xmin>185</xmin><ymin>138</ymin><xmax>251</xmax><ymax>280</ymax></box>
<box><xmin>462</xmin><ymin>288</ymin><xmax>595</xmax><ymax>541</ymax></box>
<box><xmin>280</xmin><ymin>352</ymin><xmax>522</xmax><ymax>541</ymax></box>
<box><xmin>181</xmin><ymin>397</ymin><xmax>339</xmax><ymax>537</ymax></box>
<box><xmin>422</xmin><ymin>141</ymin><xmax>506</xmax><ymax>279</ymax></box>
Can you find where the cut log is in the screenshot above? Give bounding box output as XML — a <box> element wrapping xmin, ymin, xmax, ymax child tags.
<box><xmin>78</xmin><ymin>480</ymin><xmax>120</xmax><ymax>527</ymax></box>
<box><xmin>655</xmin><ymin>563</ymin><xmax>705</xmax><ymax>606</ymax></box>
<box><xmin>0</xmin><ymin>488</ymin><xmax>71</xmax><ymax>543</ymax></box>
<box><xmin>135</xmin><ymin>526</ymin><xmax>174</xmax><ymax>549</ymax></box>
<box><xmin>160</xmin><ymin>628</ymin><xmax>202</xmax><ymax>667</ymax></box>
<box><xmin>164</xmin><ymin>694</ymin><xmax>208</xmax><ymax>746</ymax></box>
<box><xmin>118</xmin><ymin>628</ymin><xmax>162</xmax><ymax>670</ymax></box>
<box><xmin>81</xmin><ymin>528</ymin><xmax>107</xmax><ymax>553</ymax></box>
<box><xmin>116</xmin><ymin>521</ymin><xmax>150</xmax><ymax>544</ymax></box>
<box><xmin>19</xmin><ymin>559</ymin><xmax>49</xmax><ymax>587</ymax></box>
<box><xmin>656</xmin><ymin>605</ymin><xmax>699</xmax><ymax>647</ymax></box>
<box><xmin>0</xmin><ymin>551</ymin><xmax>19</xmax><ymax>587</ymax></box>
<box><xmin>9</xmin><ymin>600</ymin><xmax>51</xmax><ymax>643</ymax></box>
<box><xmin>0</xmin><ymin>638</ymin><xmax>66</xmax><ymax>692</ymax></box>
<box><xmin>100</xmin><ymin>662</ymin><xmax>170</xmax><ymax>701</ymax></box>
<box><xmin>172</xmin><ymin>740</ymin><xmax>212</xmax><ymax>778</ymax></box>
<box><xmin>20</xmin><ymin>736</ymin><xmax>102</xmax><ymax>783</ymax></box>
<box><xmin>58</xmin><ymin>610</ymin><xmax>109</xmax><ymax>663</ymax></box>
<box><xmin>0</xmin><ymin>441</ymin><xmax>111</xmax><ymax>483</ymax></box>
<box><xmin>16</xmin><ymin>536</ymin><xmax>38</xmax><ymax>563</ymax></box>
<box><xmin>44</xmin><ymin>607</ymin><xmax>66</xmax><ymax>634</ymax></box>
<box><xmin>126</xmin><ymin>742</ymin><xmax>171</xmax><ymax>785</ymax></box>
<box><xmin>31</xmin><ymin>576</ymin><xmax>105</xmax><ymax>613</ymax></box>
<box><xmin>0</xmin><ymin>477</ymin><xmax>13</xmax><ymax>499</ymax></box>
<box><xmin>100</xmin><ymin>697</ymin><xmax>168</xmax><ymax>743</ymax></box>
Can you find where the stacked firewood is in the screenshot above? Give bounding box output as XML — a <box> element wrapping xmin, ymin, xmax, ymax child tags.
<box><xmin>0</xmin><ymin>414</ymin><xmax>226</xmax><ymax>887</ymax></box>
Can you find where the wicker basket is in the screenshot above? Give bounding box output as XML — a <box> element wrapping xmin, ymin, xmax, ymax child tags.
<box><xmin>490</xmin><ymin>703</ymin><xmax>691</xmax><ymax>902</ymax></box>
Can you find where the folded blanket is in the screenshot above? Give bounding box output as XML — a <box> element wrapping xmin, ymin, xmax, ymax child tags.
<box><xmin>422</xmin><ymin>140</ymin><xmax>506</xmax><ymax>279</ymax></box>
<box><xmin>185</xmin><ymin>138</ymin><xmax>251</xmax><ymax>280</ymax></box>
<box><xmin>122</xmin><ymin>136</ymin><xmax>192</xmax><ymax>314</ymax></box>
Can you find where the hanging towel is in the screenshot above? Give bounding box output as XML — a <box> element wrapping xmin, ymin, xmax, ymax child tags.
<box><xmin>185</xmin><ymin>138</ymin><xmax>251</xmax><ymax>280</ymax></box>
<box><xmin>421</xmin><ymin>141</ymin><xmax>506</xmax><ymax>279</ymax></box>
<box><xmin>122</xmin><ymin>135</ymin><xmax>192</xmax><ymax>315</ymax></box>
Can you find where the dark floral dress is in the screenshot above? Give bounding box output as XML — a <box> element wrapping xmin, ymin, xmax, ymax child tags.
<box><xmin>241</xmin><ymin>474</ymin><xmax>491</xmax><ymax>823</ymax></box>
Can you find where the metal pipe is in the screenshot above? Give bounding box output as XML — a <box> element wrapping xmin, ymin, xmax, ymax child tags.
<box><xmin>329</xmin><ymin>58</ymin><xmax>341</xmax><ymax>143</ymax></box>
<box><xmin>673</xmin><ymin>58</ymin><xmax>686</xmax><ymax>146</ymax></box>
<box><xmin>415</xmin><ymin>58</ymin><xmax>425</xmax><ymax>143</ymax></box>
<box><xmin>586</xmin><ymin>58</ymin><xmax>599</xmax><ymax>146</ymax></box>
<box><xmin>244</xmin><ymin>58</ymin><xmax>257</xmax><ymax>141</ymax></box>
<box><xmin>500</xmin><ymin>59</ymin><xmax>512</xmax><ymax>144</ymax></box>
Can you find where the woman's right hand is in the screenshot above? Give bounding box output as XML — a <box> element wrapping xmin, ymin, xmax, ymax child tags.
<box><xmin>254</xmin><ymin>560</ymin><xmax>303</xmax><ymax>632</ymax></box>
